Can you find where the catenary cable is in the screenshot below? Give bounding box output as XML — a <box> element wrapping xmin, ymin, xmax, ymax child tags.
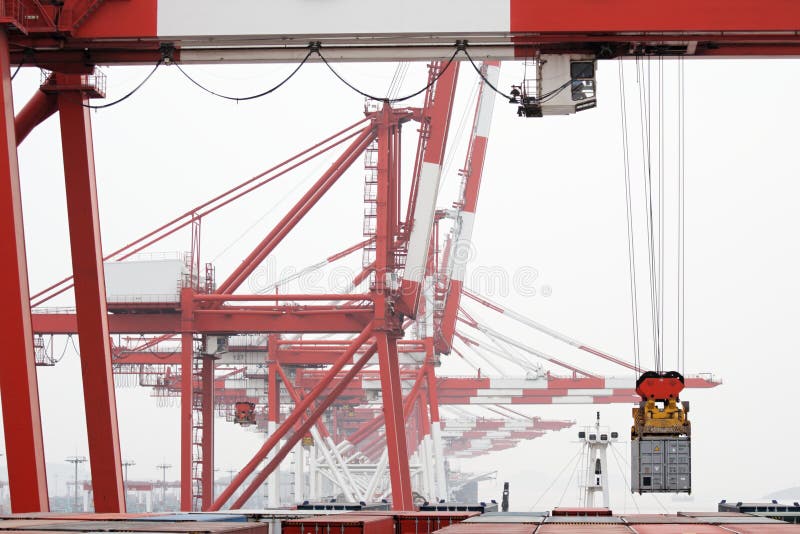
<box><xmin>83</xmin><ymin>61</ymin><xmax>162</xmax><ymax>110</ymax></box>
<box><xmin>83</xmin><ymin>60</ymin><xmax>163</xmax><ymax>109</ymax></box>
<box><xmin>316</xmin><ymin>46</ymin><xmax>459</xmax><ymax>103</ymax></box>
<box><xmin>174</xmin><ymin>49</ymin><xmax>313</xmax><ymax>102</ymax></box>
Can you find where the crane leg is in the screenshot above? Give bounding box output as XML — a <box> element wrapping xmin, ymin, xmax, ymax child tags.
<box><xmin>376</xmin><ymin>332</ymin><xmax>414</xmax><ymax>510</ymax></box>
<box><xmin>0</xmin><ymin>28</ymin><xmax>49</xmax><ymax>514</ymax></box>
<box><xmin>57</xmin><ymin>73</ymin><xmax>125</xmax><ymax>513</ymax></box>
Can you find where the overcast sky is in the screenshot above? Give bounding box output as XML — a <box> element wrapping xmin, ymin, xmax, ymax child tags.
<box><xmin>1</xmin><ymin>56</ymin><xmax>799</xmax><ymax>513</ymax></box>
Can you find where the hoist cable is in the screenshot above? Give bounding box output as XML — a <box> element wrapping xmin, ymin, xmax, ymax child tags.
<box><xmin>678</xmin><ymin>57</ymin><xmax>687</xmax><ymax>375</ymax></box>
<box><xmin>386</xmin><ymin>62</ymin><xmax>410</xmax><ymax>100</ymax></box>
<box><xmin>637</xmin><ymin>57</ymin><xmax>661</xmax><ymax>372</ymax></box>
<box><xmin>618</xmin><ymin>60</ymin><xmax>642</xmax><ymax>372</ymax></box>
<box><xmin>174</xmin><ymin>50</ymin><xmax>313</xmax><ymax>102</ymax></box>
<box><xmin>658</xmin><ymin>55</ymin><xmax>666</xmax><ymax>369</ymax></box>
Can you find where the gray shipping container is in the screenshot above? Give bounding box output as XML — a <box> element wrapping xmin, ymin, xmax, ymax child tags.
<box><xmin>631</xmin><ymin>436</ymin><xmax>691</xmax><ymax>493</ymax></box>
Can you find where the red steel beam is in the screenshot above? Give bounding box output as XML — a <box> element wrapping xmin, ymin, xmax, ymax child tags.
<box><xmin>274</xmin><ymin>362</ymin><xmax>336</xmax><ymax>441</ymax></box>
<box><xmin>397</xmin><ymin>61</ymin><xmax>459</xmax><ymax>316</ymax></box>
<box><xmin>375</xmin><ymin>333</ymin><xmax>413</xmax><ymax>512</ymax></box>
<box><xmin>209</xmin><ymin>323</ymin><xmax>373</xmax><ymax>510</ymax></box>
<box><xmin>0</xmin><ymin>28</ymin><xmax>50</xmax><ymax>513</ymax></box>
<box><xmin>32</xmin><ymin>306</ymin><xmax>373</xmax><ymax>334</ymax></box>
<box><xmin>217</xmin><ymin>125</ymin><xmax>376</xmax><ymax>294</ymax></box>
<box><xmin>179</xmin><ymin>288</ymin><xmax>193</xmax><ymax>510</ymax></box>
<box><xmin>200</xmin><ymin>354</ymin><xmax>214</xmax><ymax>510</ymax></box>
<box><xmin>56</xmin><ymin>73</ymin><xmax>125</xmax><ymax>513</ymax></box>
<box><xmin>372</xmin><ymin>103</ymin><xmax>413</xmax><ymax>509</ymax></box>
<box><xmin>15</xmin><ymin>90</ymin><xmax>58</xmax><ymax>145</ymax></box>
<box><xmin>230</xmin><ymin>341</ymin><xmax>379</xmax><ymax>509</ymax></box>
<box><xmin>196</xmin><ymin>293</ymin><xmax>372</xmax><ymax>302</ymax></box>
<box><xmin>30</xmin><ymin>119</ymin><xmax>368</xmax><ymax>306</ymax></box>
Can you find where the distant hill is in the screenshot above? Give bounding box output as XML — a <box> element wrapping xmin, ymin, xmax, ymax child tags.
<box><xmin>764</xmin><ymin>487</ymin><xmax>800</xmax><ymax>502</ymax></box>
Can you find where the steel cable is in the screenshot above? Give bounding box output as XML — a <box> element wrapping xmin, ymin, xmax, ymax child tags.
<box><xmin>609</xmin><ymin>444</ymin><xmax>641</xmax><ymax>513</ymax></box>
<box><xmin>529</xmin><ymin>448</ymin><xmax>583</xmax><ymax>511</ymax></box>
<box><xmin>678</xmin><ymin>57</ymin><xmax>686</xmax><ymax>375</ymax></box>
<box><xmin>618</xmin><ymin>60</ymin><xmax>642</xmax><ymax>373</ymax></box>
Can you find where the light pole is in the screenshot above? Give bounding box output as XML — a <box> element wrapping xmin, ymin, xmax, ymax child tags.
<box><xmin>122</xmin><ymin>459</ymin><xmax>135</xmax><ymax>507</ymax></box>
<box><xmin>65</xmin><ymin>456</ymin><xmax>87</xmax><ymax>512</ymax></box>
<box><xmin>156</xmin><ymin>463</ymin><xmax>171</xmax><ymax>511</ymax></box>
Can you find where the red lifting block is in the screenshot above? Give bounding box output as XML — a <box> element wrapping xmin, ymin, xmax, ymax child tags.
<box><xmin>635</xmin><ymin>371</ymin><xmax>685</xmax><ymax>401</ymax></box>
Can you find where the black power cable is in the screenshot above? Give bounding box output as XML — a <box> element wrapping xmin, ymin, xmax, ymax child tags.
<box><xmin>315</xmin><ymin>45</ymin><xmax>460</xmax><ymax>103</ymax></box>
<box><xmin>10</xmin><ymin>62</ymin><xmax>22</xmax><ymax>81</ymax></box>
<box><xmin>174</xmin><ymin>49</ymin><xmax>314</xmax><ymax>102</ymax></box>
<box><xmin>461</xmin><ymin>47</ymin><xmax>513</xmax><ymax>100</ymax></box>
<box><xmin>83</xmin><ymin>59</ymin><xmax>163</xmax><ymax>110</ymax></box>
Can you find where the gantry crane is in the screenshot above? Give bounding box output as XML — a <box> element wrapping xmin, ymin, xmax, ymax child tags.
<box><xmin>0</xmin><ymin>0</ymin><xmax>793</xmax><ymax>515</ymax></box>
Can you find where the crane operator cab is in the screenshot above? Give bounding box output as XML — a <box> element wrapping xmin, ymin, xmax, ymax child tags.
<box><xmin>510</xmin><ymin>54</ymin><xmax>597</xmax><ymax>117</ymax></box>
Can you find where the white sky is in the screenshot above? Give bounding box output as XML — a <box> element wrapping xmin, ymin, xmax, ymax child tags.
<box><xmin>1</xmin><ymin>57</ymin><xmax>799</xmax><ymax>513</ymax></box>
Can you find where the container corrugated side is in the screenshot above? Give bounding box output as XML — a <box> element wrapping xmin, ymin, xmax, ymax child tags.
<box><xmin>393</xmin><ymin>512</ymin><xmax>477</xmax><ymax>534</ymax></box>
<box><xmin>552</xmin><ymin>508</ymin><xmax>612</xmax><ymax>517</ymax></box>
<box><xmin>544</xmin><ymin>516</ymin><xmax>623</xmax><ymax>524</ymax></box>
<box><xmin>631</xmin><ymin>437</ymin><xmax>691</xmax><ymax>493</ymax></box>
<box><xmin>281</xmin><ymin>515</ymin><xmax>394</xmax><ymax>534</ymax></box>
<box><xmin>535</xmin><ymin>525</ymin><xmax>633</xmax><ymax>533</ymax></box>
<box><xmin>432</xmin><ymin>523</ymin><xmax>536</xmax><ymax>534</ymax></box>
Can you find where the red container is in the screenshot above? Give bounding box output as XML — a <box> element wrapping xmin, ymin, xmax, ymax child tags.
<box><xmin>282</xmin><ymin>515</ymin><xmax>394</xmax><ymax>534</ymax></box>
<box><xmin>335</xmin><ymin>510</ymin><xmax>477</xmax><ymax>534</ymax></box>
<box><xmin>431</xmin><ymin>524</ymin><xmax>536</xmax><ymax>534</ymax></box>
<box><xmin>551</xmin><ymin>508</ymin><xmax>612</xmax><ymax>517</ymax></box>
<box><xmin>394</xmin><ymin>512</ymin><xmax>476</xmax><ymax>534</ymax></box>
